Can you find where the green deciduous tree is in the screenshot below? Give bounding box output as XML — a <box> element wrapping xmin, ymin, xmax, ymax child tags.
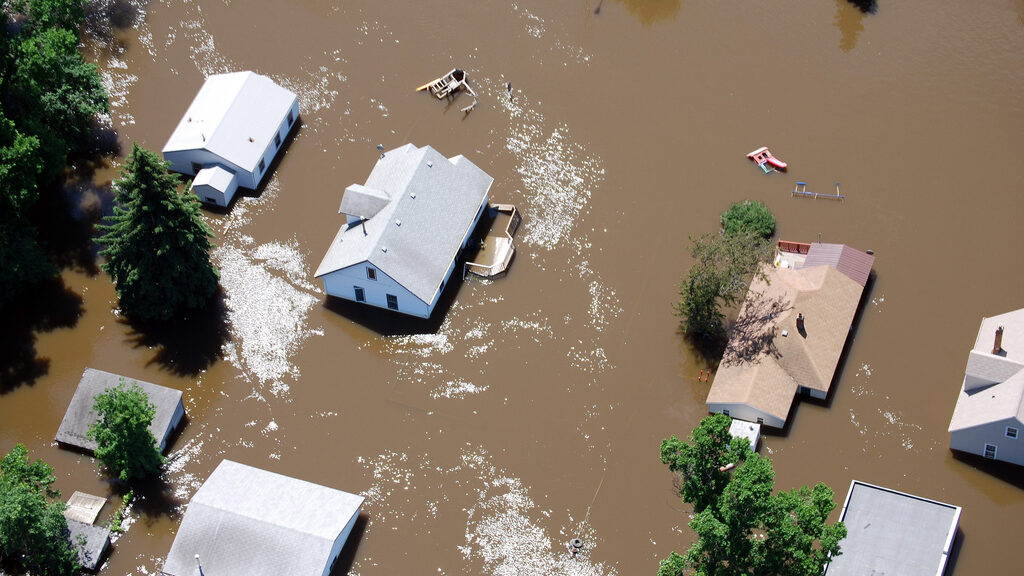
<box><xmin>0</xmin><ymin>445</ymin><xmax>81</xmax><ymax>576</ymax></box>
<box><xmin>659</xmin><ymin>423</ymin><xmax>846</xmax><ymax>576</ymax></box>
<box><xmin>675</xmin><ymin>230</ymin><xmax>772</xmax><ymax>339</ymax></box>
<box><xmin>659</xmin><ymin>414</ymin><xmax>748</xmax><ymax>513</ymax></box>
<box><xmin>0</xmin><ymin>0</ymin><xmax>109</xmax><ymax>308</ymax></box>
<box><xmin>96</xmin><ymin>143</ymin><xmax>219</xmax><ymax>321</ymax></box>
<box><xmin>87</xmin><ymin>379</ymin><xmax>166</xmax><ymax>480</ymax></box>
<box><xmin>721</xmin><ymin>200</ymin><xmax>775</xmax><ymax>241</ymax></box>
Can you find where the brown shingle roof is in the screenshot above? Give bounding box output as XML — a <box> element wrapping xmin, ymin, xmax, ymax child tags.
<box><xmin>707</xmin><ymin>253</ymin><xmax>869</xmax><ymax>425</ymax></box>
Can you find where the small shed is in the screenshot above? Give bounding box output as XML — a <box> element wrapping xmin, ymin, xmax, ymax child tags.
<box><xmin>824</xmin><ymin>480</ymin><xmax>961</xmax><ymax>576</ymax></box>
<box><xmin>729</xmin><ymin>418</ymin><xmax>761</xmax><ymax>452</ymax></box>
<box><xmin>63</xmin><ymin>491</ymin><xmax>107</xmax><ymax>525</ymax></box>
<box><xmin>56</xmin><ymin>368</ymin><xmax>185</xmax><ymax>454</ymax></box>
<box><xmin>161</xmin><ymin>459</ymin><xmax>364</xmax><ymax>576</ymax></box>
<box><xmin>67</xmin><ymin>519</ymin><xmax>111</xmax><ymax>572</ymax></box>
<box><xmin>191</xmin><ymin>165</ymin><xmax>239</xmax><ymax>206</ymax></box>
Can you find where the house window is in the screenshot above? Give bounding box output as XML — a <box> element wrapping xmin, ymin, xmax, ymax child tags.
<box><xmin>1007</xmin><ymin>427</ymin><xmax>1019</xmax><ymax>439</ymax></box>
<box><xmin>366</xmin><ymin>267</ymin><xmax>377</xmax><ymax>281</ymax></box>
<box><xmin>258</xmin><ymin>158</ymin><xmax>266</xmax><ymax>175</ymax></box>
<box><xmin>275</xmin><ymin>133</ymin><xmax>282</xmax><ymax>148</ymax></box>
<box><xmin>287</xmin><ymin>110</ymin><xmax>295</xmax><ymax>126</ymax></box>
<box><xmin>386</xmin><ymin>294</ymin><xmax>398</xmax><ymax>310</ymax></box>
<box><xmin>984</xmin><ymin>443</ymin><xmax>997</xmax><ymax>459</ymax></box>
<box><xmin>354</xmin><ymin>287</ymin><xmax>365</xmax><ymax>302</ymax></box>
<box><xmin>722</xmin><ymin>409</ymin><xmax>730</xmax><ymax>417</ymax></box>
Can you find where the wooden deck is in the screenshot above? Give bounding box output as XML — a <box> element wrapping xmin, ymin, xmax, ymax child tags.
<box><xmin>465</xmin><ymin>204</ymin><xmax>521</xmax><ymax>279</ymax></box>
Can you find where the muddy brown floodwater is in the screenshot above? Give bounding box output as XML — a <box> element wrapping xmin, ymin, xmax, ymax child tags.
<box><xmin>2</xmin><ymin>0</ymin><xmax>1024</xmax><ymax>574</ymax></box>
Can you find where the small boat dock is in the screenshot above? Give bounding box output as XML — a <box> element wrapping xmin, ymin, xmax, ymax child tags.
<box><xmin>792</xmin><ymin>181</ymin><xmax>845</xmax><ymax>201</ymax></box>
<box><xmin>465</xmin><ymin>204</ymin><xmax>521</xmax><ymax>279</ymax></box>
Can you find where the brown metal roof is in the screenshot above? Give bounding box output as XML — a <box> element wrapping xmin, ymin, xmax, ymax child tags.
<box><xmin>804</xmin><ymin>243</ymin><xmax>874</xmax><ymax>287</ymax></box>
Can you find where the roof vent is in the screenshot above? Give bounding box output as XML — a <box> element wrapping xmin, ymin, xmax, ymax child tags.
<box><xmin>427</xmin><ymin>161</ymin><xmax>433</xmax><ymax>168</ymax></box>
<box><xmin>395</xmin><ymin>219</ymin><xmax>402</xmax><ymax>227</ymax></box>
<box><xmin>410</xmin><ymin>192</ymin><xmax>416</xmax><ymax>199</ymax></box>
<box><xmin>249</xmin><ymin>137</ymin><xmax>254</xmax><ymax>143</ymax></box>
<box><xmin>381</xmin><ymin>246</ymin><xmax>388</xmax><ymax>253</ymax></box>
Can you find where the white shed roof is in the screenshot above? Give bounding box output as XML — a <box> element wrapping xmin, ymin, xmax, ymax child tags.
<box><xmin>192</xmin><ymin>165</ymin><xmax>237</xmax><ymax>193</ymax></box>
<box><xmin>315</xmin><ymin>143</ymin><xmax>493</xmax><ymax>304</ymax></box>
<box><xmin>162</xmin><ymin>71</ymin><xmax>296</xmax><ymax>173</ymax></box>
<box><xmin>162</xmin><ymin>460</ymin><xmax>363</xmax><ymax>576</ymax></box>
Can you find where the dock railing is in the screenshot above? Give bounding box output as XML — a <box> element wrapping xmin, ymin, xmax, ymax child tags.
<box><xmin>464</xmin><ymin>204</ymin><xmax>520</xmax><ymax>279</ymax></box>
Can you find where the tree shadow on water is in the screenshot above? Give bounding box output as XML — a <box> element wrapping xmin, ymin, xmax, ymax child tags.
<box><xmin>121</xmin><ymin>289</ymin><xmax>231</xmax><ymax>377</ymax></box>
<box><xmin>0</xmin><ymin>276</ymin><xmax>84</xmax><ymax>394</ymax></box>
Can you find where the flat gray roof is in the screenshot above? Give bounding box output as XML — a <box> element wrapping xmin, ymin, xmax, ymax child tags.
<box><xmin>56</xmin><ymin>368</ymin><xmax>184</xmax><ymax>453</ymax></box>
<box><xmin>825</xmin><ymin>480</ymin><xmax>961</xmax><ymax>576</ymax></box>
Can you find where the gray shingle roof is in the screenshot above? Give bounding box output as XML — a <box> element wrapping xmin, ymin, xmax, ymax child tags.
<box><xmin>67</xmin><ymin>519</ymin><xmax>110</xmax><ymax>572</ymax></box>
<box><xmin>315</xmin><ymin>143</ymin><xmax>493</xmax><ymax>304</ymax></box>
<box><xmin>55</xmin><ymin>368</ymin><xmax>184</xmax><ymax>453</ymax></box>
<box><xmin>950</xmin><ymin>308</ymin><xmax>1024</xmax><ymax>431</ymax></box>
<box><xmin>161</xmin><ymin>460</ymin><xmax>364</xmax><ymax>576</ymax></box>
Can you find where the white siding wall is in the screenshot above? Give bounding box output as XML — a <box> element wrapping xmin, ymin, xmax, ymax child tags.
<box><xmin>707</xmin><ymin>402</ymin><xmax>784</xmax><ymax>430</ymax></box>
<box><xmin>192</xmin><ymin>183</ymin><xmax>227</xmax><ymax>206</ymax></box>
<box><xmin>164</xmin><ymin>149</ymin><xmax>256</xmax><ymax>189</ymax></box>
<box><xmin>322</xmin><ymin>263</ymin><xmax>430</xmax><ymax>318</ymax></box>
<box><xmin>950</xmin><ymin>419</ymin><xmax>1024</xmax><ymax>466</ymax></box>
<box><xmin>254</xmin><ymin>102</ymin><xmax>298</xmax><ymax>188</ymax></box>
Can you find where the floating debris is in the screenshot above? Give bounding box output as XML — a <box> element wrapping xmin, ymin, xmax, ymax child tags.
<box><xmin>416</xmin><ymin>67</ymin><xmax>478</xmax><ymax>112</ymax></box>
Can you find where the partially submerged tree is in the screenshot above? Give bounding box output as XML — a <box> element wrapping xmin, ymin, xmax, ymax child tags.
<box><xmin>87</xmin><ymin>379</ymin><xmax>166</xmax><ymax>481</ymax></box>
<box><xmin>0</xmin><ymin>0</ymin><xmax>110</xmax><ymax>308</ymax></box>
<box><xmin>721</xmin><ymin>200</ymin><xmax>775</xmax><ymax>241</ymax></box>
<box><xmin>0</xmin><ymin>444</ymin><xmax>81</xmax><ymax>576</ymax></box>
<box><xmin>659</xmin><ymin>421</ymin><xmax>846</xmax><ymax>576</ymax></box>
<box><xmin>675</xmin><ymin>230</ymin><xmax>772</xmax><ymax>339</ymax></box>
<box><xmin>659</xmin><ymin>413</ymin><xmax>748</xmax><ymax>513</ymax></box>
<box><xmin>96</xmin><ymin>143</ymin><xmax>219</xmax><ymax>321</ymax></box>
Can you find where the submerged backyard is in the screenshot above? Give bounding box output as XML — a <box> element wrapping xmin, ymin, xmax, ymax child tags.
<box><xmin>2</xmin><ymin>0</ymin><xmax>1024</xmax><ymax>574</ymax></box>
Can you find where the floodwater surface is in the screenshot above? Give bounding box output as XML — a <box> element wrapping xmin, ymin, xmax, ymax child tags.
<box><xmin>2</xmin><ymin>0</ymin><xmax>1024</xmax><ymax>574</ymax></box>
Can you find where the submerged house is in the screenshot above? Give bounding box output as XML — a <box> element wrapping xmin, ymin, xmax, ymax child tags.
<box><xmin>161</xmin><ymin>460</ymin><xmax>364</xmax><ymax>576</ymax></box>
<box><xmin>162</xmin><ymin>71</ymin><xmax>299</xmax><ymax>207</ymax></box>
<box><xmin>948</xmin><ymin>307</ymin><xmax>1024</xmax><ymax>466</ymax></box>
<box><xmin>706</xmin><ymin>241</ymin><xmax>874</xmax><ymax>428</ymax></box>
<box><xmin>315</xmin><ymin>143</ymin><xmax>493</xmax><ymax>318</ymax></box>
<box><xmin>824</xmin><ymin>480</ymin><xmax>960</xmax><ymax>576</ymax></box>
<box><xmin>56</xmin><ymin>368</ymin><xmax>185</xmax><ymax>454</ymax></box>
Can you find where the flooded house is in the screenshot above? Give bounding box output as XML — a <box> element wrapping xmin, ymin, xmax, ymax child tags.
<box><xmin>56</xmin><ymin>368</ymin><xmax>185</xmax><ymax>454</ymax></box>
<box><xmin>824</xmin><ymin>481</ymin><xmax>960</xmax><ymax>576</ymax></box>
<box><xmin>161</xmin><ymin>460</ymin><xmax>364</xmax><ymax>576</ymax></box>
<box><xmin>948</xmin><ymin>308</ymin><xmax>1024</xmax><ymax>466</ymax></box>
<box><xmin>706</xmin><ymin>241</ymin><xmax>874</xmax><ymax>428</ymax></box>
<box><xmin>315</xmin><ymin>143</ymin><xmax>492</xmax><ymax>318</ymax></box>
<box><xmin>162</xmin><ymin>71</ymin><xmax>299</xmax><ymax>207</ymax></box>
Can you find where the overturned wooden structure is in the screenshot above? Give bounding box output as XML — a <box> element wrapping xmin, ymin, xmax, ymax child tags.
<box><xmin>416</xmin><ymin>68</ymin><xmax>478</xmax><ymax>112</ymax></box>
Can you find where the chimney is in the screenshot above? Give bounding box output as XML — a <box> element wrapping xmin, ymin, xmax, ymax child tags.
<box><xmin>796</xmin><ymin>313</ymin><xmax>805</xmax><ymax>333</ymax></box>
<box><xmin>993</xmin><ymin>326</ymin><xmax>1005</xmax><ymax>355</ymax></box>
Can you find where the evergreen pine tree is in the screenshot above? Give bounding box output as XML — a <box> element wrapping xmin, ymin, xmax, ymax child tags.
<box><xmin>97</xmin><ymin>143</ymin><xmax>218</xmax><ymax>321</ymax></box>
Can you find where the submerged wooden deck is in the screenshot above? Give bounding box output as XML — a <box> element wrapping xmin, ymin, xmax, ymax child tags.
<box><xmin>465</xmin><ymin>204</ymin><xmax>521</xmax><ymax>279</ymax></box>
